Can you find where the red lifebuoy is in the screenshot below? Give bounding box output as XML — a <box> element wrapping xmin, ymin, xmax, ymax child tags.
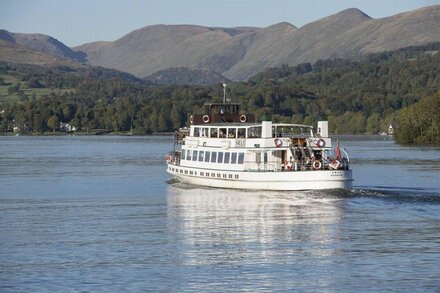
<box><xmin>202</xmin><ymin>115</ymin><xmax>210</xmax><ymax>123</ymax></box>
<box><xmin>274</xmin><ymin>138</ymin><xmax>282</xmax><ymax>147</ymax></box>
<box><xmin>189</xmin><ymin>115</ymin><xmax>194</xmax><ymax>124</ymax></box>
<box><xmin>313</xmin><ymin>160</ymin><xmax>322</xmax><ymax>170</ymax></box>
<box><xmin>240</xmin><ymin>115</ymin><xmax>247</xmax><ymax>123</ymax></box>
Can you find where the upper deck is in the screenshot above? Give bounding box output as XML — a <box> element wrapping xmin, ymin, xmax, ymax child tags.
<box><xmin>176</xmin><ymin>121</ymin><xmax>331</xmax><ymax>150</ymax></box>
<box><xmin>189</xmin><ymin>102</ymin><xmax>256</xmax><ymax>124</ymax></box>
<box><xmin>190</xmin><ymin>122</ymin><xmax>314</xmax><ymax>140</ymax></box>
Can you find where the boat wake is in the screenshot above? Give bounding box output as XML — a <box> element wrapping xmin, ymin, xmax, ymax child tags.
<box><xmin>332</xmin><ymin>187</ymin><xmax>440</xmax><ymax>204</ymax></box>
<box><xmin>167</xmin><ymin>179</ymin><xmax>440</xmax><ymax>204</ymax></box>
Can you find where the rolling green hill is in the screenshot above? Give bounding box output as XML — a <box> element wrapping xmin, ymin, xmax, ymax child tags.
<box><xmin>0</xmin><ymin>42</ymin><xmax>438</xmax><ymax>140</ymax></box>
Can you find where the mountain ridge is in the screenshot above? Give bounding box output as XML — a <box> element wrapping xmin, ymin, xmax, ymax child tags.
<box><xmin>73</xmin><ymin>5</ymin><xmax>440</xmax><ymax>81</ymax></box>
<box><xmin>0</xmin><ymin>29</ymin><xmax>86</xmax><ymax>62</ymax></box>
<box><xmin>1</xmin><ymin>5</ymin><xmax>439</xmax><ymax>84</ymax></box>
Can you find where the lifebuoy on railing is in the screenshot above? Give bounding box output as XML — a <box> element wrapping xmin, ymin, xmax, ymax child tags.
<box><xmin>274</xmin><ymin>138</ymin><xmax>282</xmax><ymax>147</ymax></box>
<box><xmin>189</xmin><ymin>115</ymin><xmax>194</xmax><ymax>124</ymax></box>
<box><xmin>202</xmin><ymin>115</ymin><xmax>210</xmax><ymax>123</ymax></box>
<box><xmin>240</xmin><ymin>115</ymin><xmax>247</xmax><ymax>123</ymax></box>
<box><xmin>316</xmin><ymin>138</ymin><xmax>326</xmax><ymax>148</ymax></box>
<box><xmin>313</xmin><ymin>160</ymin><xmax>322</xmax><ymax>170</ymax></box>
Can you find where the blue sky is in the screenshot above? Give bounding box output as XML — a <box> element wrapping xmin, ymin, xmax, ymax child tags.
<box><xmin>1</xmin><ymin>0</ymin><xmax>439</xmax><ymax>47</ymax></box>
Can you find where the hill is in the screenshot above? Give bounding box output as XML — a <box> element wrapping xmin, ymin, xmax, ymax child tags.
<box><xmin>1</xmin><ymin>43</ymin><xmax>438</xmax><ymax>136</ymax></box>
<box><xmin>0</xmin><ymin>29</ymin><xmax>85</xmax><ymax>62</ymax></box>
<box><xmin>73</xmin><ymin>5</ymin><xmax>440</xmax><ymax>81</ymax></box>
<box><xmin>0</xmin><ymin>40</ymin><xmax>82</xmax><ymax>67</ymax></box>
<box><xmin>74</xmin><ymin>25</ymin><xmax>261</xmax><ymax>79</ymax></box>
<box><xmin>143</xmin><ymin>67</ymin><xmax>230</xmax><ymax>85</ymax></box>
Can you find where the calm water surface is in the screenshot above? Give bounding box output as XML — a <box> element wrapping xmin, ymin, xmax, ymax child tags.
<box><xmin>1</xmin><ymin>135</ymin><xmax>439</xmax><ymax>292</ymax></box>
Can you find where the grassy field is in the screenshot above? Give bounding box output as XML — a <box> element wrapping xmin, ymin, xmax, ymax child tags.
<box><xmin>0</xmin><ymin>73</ymin><xmax>74</xmax><ymax>104</ymax></box>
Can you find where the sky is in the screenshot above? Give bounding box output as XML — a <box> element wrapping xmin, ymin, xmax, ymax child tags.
<box><xmin>1</xmin><ymin>0</ymin><xmax>439</xmax><ymax>47</ymax></box>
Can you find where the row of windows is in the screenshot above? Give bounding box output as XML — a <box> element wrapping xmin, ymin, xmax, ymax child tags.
<box><xmin>181</xmin><ymin>149</ymin><xmax>245</xmax><ymax>164</ymax></box>
<box><xmin>169</xmin><ymin>167</ymin><xmax>240</xmax><ymax>179</ymax></box>
<box><xmin>194</xmin><ymin>126</ymin><xmax>262</xmax><ymax>139</ymax></box>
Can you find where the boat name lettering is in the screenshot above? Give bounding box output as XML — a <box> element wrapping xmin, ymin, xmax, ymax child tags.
<box><xmin>235</xmin><ymin>139</ymin><xmax>246</xmax><ymax>146</ymax></box>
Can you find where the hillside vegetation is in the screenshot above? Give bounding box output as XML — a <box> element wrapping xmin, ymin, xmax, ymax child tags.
<box><xmin>394</xmin><ymin>92</ymin><xmax>440</xmax><ymax>145</ymax></box>
<box><xmin>0</xmin><ymin>43</ymin><xmax>438</xmax><ymax>143</ymax></box>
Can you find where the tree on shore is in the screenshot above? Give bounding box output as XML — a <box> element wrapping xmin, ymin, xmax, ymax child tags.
<box><xmin>47</xmin><ymin>115</ymin><xmax>59</xmax><ymax>132</ymax></box>
<box><xmin>395</xmin><ymin>92</ymin><xmax>440</xmax><ymax>145</ymax></box>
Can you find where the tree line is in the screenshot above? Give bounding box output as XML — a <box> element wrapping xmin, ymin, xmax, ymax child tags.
<box><xmin>0</xmin><ymin>43</ymin><xmax>439</xmax><ymax>143</ymax></box>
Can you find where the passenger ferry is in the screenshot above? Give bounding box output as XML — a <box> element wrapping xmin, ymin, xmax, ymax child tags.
<box><xmin>166</xmin><ymin>101</ymin><xmax>353</xmax><ymax>190</ymax></box>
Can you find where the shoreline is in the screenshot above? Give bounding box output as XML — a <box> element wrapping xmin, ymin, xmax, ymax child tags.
<box><xmin>0</xmin><ymin>131</ymin><xmax>175</xmax><ymax>136</ymax></box>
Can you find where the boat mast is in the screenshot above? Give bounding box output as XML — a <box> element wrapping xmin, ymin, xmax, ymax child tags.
<box><xmin>222</xmin><ymin>83</ymin><xmax>227</xmax><ymax>104</ymax></box>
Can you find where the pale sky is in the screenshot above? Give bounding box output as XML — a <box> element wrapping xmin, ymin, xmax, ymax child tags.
<box><xmin>1</xmin><ymin>0</ymin><xmax>439</xmax><ymax>47</ymax></box>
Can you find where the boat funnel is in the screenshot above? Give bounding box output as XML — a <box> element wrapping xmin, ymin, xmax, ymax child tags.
<box><xmin>317</xmin><ymin>121</ymin><xmax>328</xmax><ymax>137</ymax></box>
<box><xmin>262</xmin><ymin>121</ymin><xmax>272</xmax><ymax>138</ymax></box>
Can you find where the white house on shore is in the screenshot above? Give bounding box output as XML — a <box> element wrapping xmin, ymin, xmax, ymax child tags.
<box><xmin>59</xmin><ymin>122</ymin><xmax>77</xmax><ymax>132</ymax></box>
<box><xmin>388</xmin><ymin>124</ymin><xmax>394</xmax><ymax>135</ymax></box>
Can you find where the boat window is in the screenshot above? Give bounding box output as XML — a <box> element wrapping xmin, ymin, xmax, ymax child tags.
<box><xmin>248</xmin><ymin>126</ymin><xmax>261</xmax><ymax>138</ymax></box>
<box><xmin>205</xmin><ymin>151</ymin><xmax>210</xmax><ymax>162</ymax></box>
<box><xmin>210</xmin><ymin>128</ymin><xmax>218</xmax><ymax>138</ymax></box>
<box><xmin>202</xmin><ymin>128</ymin><xmax>209</xmax><ymax>137</ymax></box>
<box><xmin>219</xmin><ymin>128</ymin><xmax>227</xmax><ymax>138</ymax></box>
<box><xmin>218</xmin><ymin>152</ymin><xmax>224</xmax><ymax>163</ymax></box>
<box><xmin>264</xmin><ymin>152</ymin><xmax>268</xmax><ymax>164</ymax></box>
<box><xmin>237</xmin><ymin>128</ymin><xmax>246</xmax><ymax>138</ymax></box>
<box><xmin>256</xmin><ymin>152</ymin><xmax>261</xmax><ymax>164</ymax></box>
<box><xmin>224</xmin><ymin>152</ymin><xmax>230</xmax><ymax>164</ymax></box>
<box><xmin>194</xmin><ymin>127</ymin><xmax>200</xmax><ymax>137</ymax></box>
<box><xmin>238</xmin><ymin>153</ymin><xmax>244</xmax><ymax>164</ymax></box>
<box><xmin>187</xmin><ymin>149</ymin><xmax>192</xmax><ymax>160</ymax></box>
<box><xmin>192</xmin><ymin>150</ymin><xmax>198</xmax><ymax>161</ymax></box>
<box><xmin>181</xmin><ymin>149</ymin><xmax>186</xmax><ymax>160</ymax></box>
<box><xmin>228</xmin><ymin>128</ymin><xmax>236</xmax><ymax>138</ymax></box>
<box><xmin>211</xmin><ymin>151</ymin><xmax>217</xmax><ymax>163</ymax></box>
<box><xmin>231</xmin><ymin>152</ymin><xmax>237</xmax><ymax>164</ymax></box>
<box><xmin>198</xmin><ymin>151</ymin><xmax>204</xmax><ymax>162</ymax></box>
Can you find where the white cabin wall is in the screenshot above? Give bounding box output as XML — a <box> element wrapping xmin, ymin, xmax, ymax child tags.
<box><xmin>261</xmin><ymin>121</ymin><xmax>272</xmax><ymax>138</ymax></box>
<box><xmin>317</xmin><ymin>121</ymin><xmax>328</xmax><ymax>137</ymax></box>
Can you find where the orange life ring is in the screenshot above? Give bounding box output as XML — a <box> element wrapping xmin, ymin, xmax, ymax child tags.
<box><xmin>274</xmin><ymin>138</ymin><xmax>282</xmax><ymax>147</ymax></box>
<box><xmin>202</xmin><ymin>115</ymin><xmax>210</xmax><ymax>123</ymax></box>
<box><xmin>317</xmin><ymin>138</ymin><xmax>326</xmax><ymax>148</ymax></box>
<box><xmin>313</xmin><ymin>160</ymin><xmax>322</xmax><ymax>170</ymax></box>
<box><xmin>240</xmin><ymin>115</ymin><xmax>247</xmax><ymax>123</ymax></box>
<box><xmin>189</xmin><ymin>115</ymin><xmax>194</xmax><ymax>124</ymax></box>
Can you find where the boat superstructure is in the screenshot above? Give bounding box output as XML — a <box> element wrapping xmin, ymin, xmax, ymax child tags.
<box><xmin>166</xmin><ymin>103</ymin><xmax>352</xmax><ymax>190</ymax></box>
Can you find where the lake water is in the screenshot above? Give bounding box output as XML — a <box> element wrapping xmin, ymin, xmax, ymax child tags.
<box><xmin>1</xmin><ymin>135</ymin><xmax>439</xmax><ymax>292</ymax></box>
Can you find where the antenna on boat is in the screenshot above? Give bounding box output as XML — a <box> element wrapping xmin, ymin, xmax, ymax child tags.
<box><xmin>222</xmin><ymin>83</ymin><xmax>227</xmax><ymax>103</ymax></box>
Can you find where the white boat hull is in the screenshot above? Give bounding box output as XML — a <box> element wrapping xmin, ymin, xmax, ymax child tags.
<box><xmin>167</xmin><ymin>163</ymin><xmax>352</xmax><ymax>190</ymax></box>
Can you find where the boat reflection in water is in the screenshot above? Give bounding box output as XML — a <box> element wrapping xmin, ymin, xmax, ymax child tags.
<box><xmin>166</xmin><ymin>183</ymin><xmax>347</xmax><ymax>288</ymax></box>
